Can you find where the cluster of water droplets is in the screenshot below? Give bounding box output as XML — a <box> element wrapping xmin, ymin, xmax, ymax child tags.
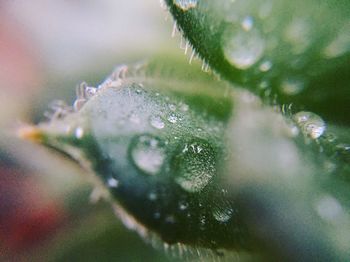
<box><xmin>174</xmin><ymin>0</ymin><xmax>198</xmax><ymax>11</ymax></box>
<box><xmin>148</xmin><ymin>101</ymin><xmax>189</xmax><ymax>130</ymax></box>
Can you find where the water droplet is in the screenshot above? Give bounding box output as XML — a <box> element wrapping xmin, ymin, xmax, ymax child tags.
<box><xmin>129</xmin><ymin>113</ymin><xmax>140</xmax><ymax>124</ymax></box>
<box><xmin>168</xmin><ymin>114</ymin><xmax>178</xmax><ymax>124</ymax></box>
<box><xmin>315</xmin><ymin>195</ymin><xmax>344</xmax><ymax>223</ymax></box>
<box><xmin>212</xmin><ymin>205</ymin><xmax>234</xmax><ymax>223</ymax></box>
<box><xmin>75</xmin><ymin>127</ymin><xmax>84</xmax><ymax>139</ymax></box>
<box><xmin>285</xmin><ymin>18</ymin><xmax>311</xmax><ymax>54</ymax></box>
<box><xmin>222</xmin><ymin>26</ymin><xmax>265</xmax><ymax>69</ymax></box>
<box><xmin>168</xmin><ymin>104</ymin><xmax>177</xmax><ymax>111</ymax></box>
<box><xmin>173</xmin><ymin>139</ymin><xmax>216</xmax><ymax>193</ymax></box>
<box><xmin>323</xmin><ymin>23</ymin><xmax>350</xmax><ymax>58</ymax></box>
<box><xmin>174</xmin><ymin>0</ymin><xmax>198</xmax><ymax>11</ymax></box>
<box><xmin>150</xmin><ymin>115</ymin><xmax>165</xmax><ymax>129</ymax></box>
<box><xmin>293</xmin><ymin>111</ymin><xmax>326</xmax><ymax>139</ymax></box>
<box><xmin>178</xmin><ymin>201</ymin><xmax>189</xmax><ymax>210</ymax></box>
<box><xmin>165</xmin><ymin>215</ymin><xmax>176</xmax><ymax>224</ymax></box>
<box><xmin>280</xmin><ymin>78</ymin><xmax>305</xmax><ymax>95</ymax></box>
<box><xmin>107</xmin><ymin>177</ymin><xmax>119</xmax><ymax>188</ymax></box>
<box><xmin>148</xmin><ymin>192</ymin><xmax>158</xmax><ymax>201</ymax></box>
<box><xmin>259</xmin><ymin>60</ymin><xmax>272</xmax><ymax>72</ymax></box>
<box><xmin>130</xmin><ymin>135</ymin><xmax>166</xmax><ymax>175</ymax></box>
<box><xmin>180</xmin><ymin>103</ymin><xmax>189</xmax><ymax>112</ymax></box>
<box><xmin>241</xmin><ymin>16</ymin><xmax>254</xmax><ymax>31</ymax></box>
<box><xmin>85</xmin><ymin>86</ymin><xmax>97</xmax><ymax>98</ymax></box>
<box><xmin>199</xmin><ymin>215</ymin><xmax>206</xmax><ymax>230</ymax></box>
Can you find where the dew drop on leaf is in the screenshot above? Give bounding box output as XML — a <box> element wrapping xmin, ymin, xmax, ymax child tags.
<box><xmin>149</xmin><ymin>115</ymin><xmax>165</xmax><ymax>129</ymax></box>
<box><xmin>323</xmin><ymin>23</ymin><xmax>350</xmax><ymax>58</ymax></box>
<box><xmin>315</xmin><ymin>195</ymin><xmax>344</xmax><ymax>224</ymax></box>
<box><xmin>259</xmin><ymin>60</ymin><xmax>272</xmax><ymax>72</ymax></box>
<box><xmin>130</xmin><ymin>134</ymin><xmax>166</xmax><ymax>175</ymax></box>
<box><xmin>280</xmin><ymin>78</ymin><xmax>305</xmax><ymax>95</ymax></box>
<box><xmin>293</xmin><ymin>111</ymin><xmax>326</xmax><ymax>139</ymax></box>
<box><xmin>212</xmin><ymin>205</ymin><xmax>234</xmax><ymax>223</ymax></box>
<box><xmin>222</xmin><ymin>26</ymin><xmax>265</xmax><ymax>70</ymax></box>
<box><xmin>107</xmin><ymin>176</ymin><xmax>119</xmax><ymax>188</ymax></box>
<box><xmin>241</xmin><ymin>16</ymin><xmax>254</xmax><ymax>32</ymax></box>
<box><xmin>74</xmin><ymin>127</ymin><xmax>84</xmax><ymax>139</ymax></box>
<box><xmin>167</xmin><ymin>114</ymin><xmax>178</xmax><ymax>124</ymax></box>
<box><xmin>173</xmin><ymin>139</ymin><xmax>216</xmax><ymax>193</ymax></box>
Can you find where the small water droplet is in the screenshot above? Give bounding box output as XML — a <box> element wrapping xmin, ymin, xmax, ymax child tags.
<box><xmin>75</xmin><ymin>127</ymin><xmax>84</xmax><ymax>139</ymax></box>
<box><xmin>168</xmin><ymin>114</ymin><xmax>178</xmax><ymax>124</ymax></box>
<box><xmin>129</xmin><ymin>113</ymin><xmax>140</xmax><ymax>124</ymax></box>
<box><xmin>148</xmin><ymin>192</ymin><xmax>158</xmax><ymax>201</ymax></box>
<box><xmin>241</xmin><ymin>16</ymin><xmax>254</xmax><ymax>31</ymax></box>
<box><xmin>199</xmin><ymin>215</ymin><xmax>206</xmax><ymax>230</ymax></box>
<box><xmin>107</xmin><ymin>177</ymin><xmax>119</xmax><ymax>188</ymax></box>
<box><xmin>178</xmin><ymin>201</ymin><xmax>189</xmax><ymax>210</ymax></box>
<box><xmin>222</xmin><ymin>26</ymin><xmax>265</xmax><ymax>69</ymax></box>
<box><xmin>323</xmin><ymin>23</ymin><xmax>350</xmax><ymax>58</ymax></box>
<box><xmin>293</xmin><ymin>111</ymin><xmax>326</xmax><ymax>139</ymax></box>
<box><xmin>130</xmin><ymin>135</ymin><xmax>166</xmax><ymax>175</ymax></box>
<box><xmin>259</xmin><ymin>60</ymin><xmax>272</xmax><ymax>72</ymax></box>
<box><xmin>150</xmin><ymin>115</ymin><xmax>165</xmax><ymax>129</ymax></box>
<box><xmin>212</xmin><ymin>205</ymin><xmax>234</xmax><ymax>223</ymax></box>
<box><xmin>315</xmin><ymin>195</ymin><xmax>344</xmax><ymax>223</ymax></box>
<box><xmin>174</xmin><ymin>0</ymin><xmax>198</xmax><ymax>11</ymax></box>
<box><xmin>281</xmin><ymin>78</ymin><xmax>305</xmax><ymax>95</ymax></box>
<box><xmin>285</xmin><ymin>18</ymin><xmax>311</xmax><ymax>54</ymax></box>
<box><xmin>154</xmin><ymin>212</ymin><xmax>161</xmax><ymax>219</ymax></box>
<box><xmin>180</xmin><ymin>103</ymin><xmax>189</xmax><ymax>112</ymax></box>
<box><xmin>168</xmin><ymin>104</ymin><xmax>177</xmax><ymax>111</ymax></box>
<box><xmin>165</xmin><ymin>215</ymin><xmax>176</xmax><ymax>224</ymax></box>
<box><xmin>173</xmin><ymin>139</ymin><xmax>216</xmax><ymax>193</ymax></box>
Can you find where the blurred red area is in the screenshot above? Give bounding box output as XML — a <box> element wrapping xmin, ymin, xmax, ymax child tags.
<box><xmin>0</xmin><ymin>14</ymin><xmax>41</xmax><ymax>94</ymax></box>
<box><xmin>0</xmin><ymin>163</ymin><xmax>66</xmax><ymax>256</ymax></box>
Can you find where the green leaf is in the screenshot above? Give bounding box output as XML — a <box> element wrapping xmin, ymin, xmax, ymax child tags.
<box><xmin>23</xmin><ymin>56</ymin><xmax>350</xmax><ymax>260</ymax></box>
<box><xmin>165</xmin><ymin>0</ymin><xmax>350</xmax><ymax>125</ymax></box>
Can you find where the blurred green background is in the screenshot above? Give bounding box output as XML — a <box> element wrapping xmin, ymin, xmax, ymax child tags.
<box><xmin>0</xmin><ymin>1</ymin><xmax>182</xmax><ymax>261</ymax></box>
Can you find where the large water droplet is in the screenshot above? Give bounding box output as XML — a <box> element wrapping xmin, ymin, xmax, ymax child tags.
<box><xmin>222</xmin><ymin>26</ymin><xmax>265</xmax><ymax>70</ymax></box>
<box><xmin>172</xmin><ymin>139</ymin><xmax>216</xmax><ymax>193</ymax></box>
<box><xmin>130</xmin><ymin>135</ymin><xmax>166</xmax><ymax>175</ymax></box>
<box><xmin>150</xmin><ymin>115</ymin><xmax>165</xmax><ymax>129</ymax></box>
<box><xmin>293</xmin><ymin>111</ymin><xmax>326</xmax><ymax>139</ymax></box>
<box><xmin>174</xmin><ymin>0</ymin><xmax>198</xmax><ymax>11</ymax></box>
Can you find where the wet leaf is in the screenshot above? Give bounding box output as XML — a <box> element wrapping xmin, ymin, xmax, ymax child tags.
<box><xmin>165</xmin><ymin>0</ymin><xmax>350</xmax><ymax>125</ymax></box>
